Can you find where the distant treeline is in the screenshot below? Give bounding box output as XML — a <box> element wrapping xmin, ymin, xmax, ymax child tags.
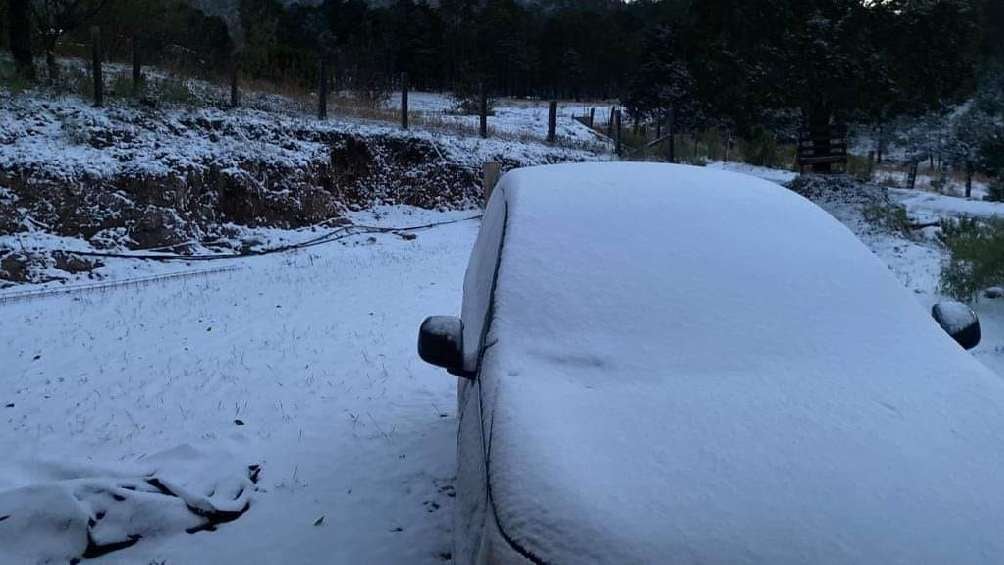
<box><xmin>2</xmin><ymin>0</ymin><xmax>1003</xmax><ymax>133</ymax></box>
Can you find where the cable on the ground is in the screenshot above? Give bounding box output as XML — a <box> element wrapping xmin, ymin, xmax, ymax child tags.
<box><xmin>59</xmin><ymin>215</ymin><xmax>482</xmax><ymax>262</ymax></box>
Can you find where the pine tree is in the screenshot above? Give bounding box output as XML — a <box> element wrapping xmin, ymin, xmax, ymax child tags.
<box><xmin>8</xmin><ymin>0</ymin><xmax>34</xmax><ymax>79</ymax></box>
<box><xmin>624</xmin><ymin>25</ymin><xmax>694</xmax><ymax>129</ymax></box>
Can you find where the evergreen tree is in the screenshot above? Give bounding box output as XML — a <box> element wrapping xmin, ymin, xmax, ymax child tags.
<box><xmin>623</xmin><ymin>25</ymin><xmax>694</xmax><ymax>128</ymax></box>
<box><xmin>8</xmin><ymin>0</ymin><xmax>34</xmax><ymax>79</ymax></box>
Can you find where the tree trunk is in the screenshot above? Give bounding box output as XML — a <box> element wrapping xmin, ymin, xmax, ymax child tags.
<box><xmin>318</xmin><ymin>58</ymin><xmax>328</xmax><ymax>120</ymax></box>
<box><xmin>907</xmin><ymin>160</ymin><xmax>919</xmax><ymax>189</ymax></box>
<box><xmin>876</xmin><ymin>121</ymin><xmax>884</xmax><ymax>164</ymax></box>
<box><xmin>91</xmin><ymin>27</ymin><xmax>103</xmax><ymax>108</ymax></box>
<box><xmin>132</xmin><ymin>35</ymin><xmax>143</xmax><ymax>96</ymax></box>
<box><xmin>966</xmin><ymin>161</ymin><xmax>974</xmax><ymax>198</ymax></box>
<box><xmin>46</xmin><ymin>48</ymin><xmax>60</xmax><ymax>82</ymax></box>
<box><xmin>230</xmin><ymin>55</ymin><xmax>241</xmax><ymax>108</ymax></box>
<box><xmin>479</xmin><ymin>83</ymin><xmax>488</xmax><ymax>139</ymax></box>
<box><xmin>9</xmin><ymin>0</ymin><xmax>34</xmax><ymax>80</ymax></box>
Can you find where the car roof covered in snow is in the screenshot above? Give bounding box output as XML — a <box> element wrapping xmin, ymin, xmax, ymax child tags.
<box><xmin>479</xmin><ymin>162</ymin><xmax>1004</xmax><ymax>563</ymax></box>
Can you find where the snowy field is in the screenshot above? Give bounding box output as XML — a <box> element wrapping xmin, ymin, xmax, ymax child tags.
<box><xmin>5</xmin><ymin>161</ymin><xmax>1004</xmax><ymax>563</ymax></box>
<box><xmin>1</xmin><ymin>207</ymin><xmax>477</xmax><ymax>563</ymax></box>
<box><xmin>385</xmin><ymin>91</ymin><xmax>613</xmax><ymax>147</ymax></box>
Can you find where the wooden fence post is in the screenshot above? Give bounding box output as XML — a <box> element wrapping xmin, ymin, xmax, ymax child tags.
<box><xmin>90</xmin><ymin>26</ymin><xmax>103</xmax><ymax>107</ymax></box>
<box><xmin>479</xmin><ymin>83</ymin><xmax>488</xmax><ymax>139</ymax></box>
<box><xmin>667</xmin><ymin>107</ymin><xmax>676</xmax><ymax>163</ymax></box>
<box><xmin>317</xmin><ymin>57</ymin><xmax>328</xmax><ymax>120</ymax></box>
<box><xmin>230</xmin><ymin>55</ymin><xmax>240</xmax><ymax>108</ymax></box>
<box><xmin>966</xmin><ymin>161</ymin><xmax>974</xmax><ymax>198</ymax></box>
<box><xmin>401</xmin><ymin>72</ymin><xmax>409</xmax><ymax>130</ymax></box>
<box><xmin>606</xmin><ymin>106</ymin><xmax>615</xmax><ymax>138</ymax></box>
<box><xmin>483</xmin><ymin>162</ymin><xmax>502</xmax><ymax>206</ymax></box>
<box><xmin>547</xmin><ymin>100</ymin><xmax>557</xmax><ymax>143</ymax></box>
<box><xmin>615</xmin><ymin>109</ymin><xmax>622</xmax><ymax>157</ymax></box>
<box><xmin>588</xmin><ymin>107</ymin><xmax>596</xmax><ymax>128</ymax></box>
<box><xmin>131</xmin><ymin>34</ymin><xmax>142</xmax><ymax>96</ymax></box>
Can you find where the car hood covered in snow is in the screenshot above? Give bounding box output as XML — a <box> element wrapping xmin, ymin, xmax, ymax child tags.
<box><xmin>479</xmin><ymin>163</ymin><xmax>1004</xmax><ymax>563</ymax></box>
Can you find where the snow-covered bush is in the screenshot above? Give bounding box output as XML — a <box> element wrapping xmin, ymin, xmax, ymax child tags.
<box><xmin>155</xmin><ymin>77</ymin><xmax>198</xmax><ymax>106</ymax></box>
<box><xmin>862</xmin><ymin>203</ymin><xmax>911</xmax><ymax>234</ymax></box>
<box><xmin>940</xmin><ymin>216</ymin><xmax>1004</xmax><ymax>300</ymax></box>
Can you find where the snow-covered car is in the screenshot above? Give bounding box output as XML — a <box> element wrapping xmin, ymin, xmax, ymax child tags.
<box><xmin>418</xmin><ymin>162</ymin><xmax>1002</xmax><ymax>564</ymax></box>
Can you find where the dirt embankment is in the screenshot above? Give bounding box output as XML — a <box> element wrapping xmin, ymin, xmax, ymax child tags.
<box><xmin>0</xmin><ymin>129</ymin><xmax>477</xmax><ymax>250</ymax></box>
<box><xmin>0</xmin><ymin>96</ymin><xmax>593</xmax><ymax>285</ymax></box>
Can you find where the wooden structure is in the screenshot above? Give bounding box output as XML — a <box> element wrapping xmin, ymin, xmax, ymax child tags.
<box><xmin>229</xmin><ymin>55</ymin><xmax>241</xmax><ymax>108</ymax></box>
<box><xmin>796</xmin><ymin>124</ymin><xmax>848</xmax><ymax>174</ymax></box>
<box><xmin>400</xmin><ymin>72</ymin><xmax>409</xmax><ymax>130</ymax></box>
<box><xmin>483</xmin><ymin>162</ymin><xmax>502</xmax><ymax>205</ymax></box>
<box><xmin>479</xmin><ymin>84</ymin><xmax>488</xmax><ymax>139</ymax></box>
<box><xmin>547</xmin><ymin>101</ymin><xmax>557</xmax><ymax>143</ymax></box>
<box><xmin>131</xmin><ymin>34</ymin><xmax>142</xmax><ymax>96</ymax></box>
<box><xmin>318</xmin><ymin>58</ymin><xmax>328</xmax><ymax>120</ymax></box>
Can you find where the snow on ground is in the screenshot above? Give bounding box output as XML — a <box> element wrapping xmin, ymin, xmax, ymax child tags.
<box><xmin>0</xmin><ymin>206</ymin><xmax>477</xmax><ymax>564</ymax></box>
<box><xmin>891</xmin><ymin>188</ymin><xmax>1004</xmax><ymax>222</ymax></box>
<box><xmin>0</xmin><ymin>91</ymin><xmax>601</xmax><ymax>182</ymax></box>
<box><xmin>882</xmin><ymin>188</ymin><xmax>1004</xmax><ymax>375</ymax></box>
<box><xmin>873</xmin><ymin>169</ymin><xmax>990</xmax><ymax>199</ymax></box>
<box><xmin>0</xmin><ymin>88</ymin><xmax>609</xmax><ymax>288</ymax></box>
<box><xmin>385</xmin><ymin>91</ymin><xmax>613</xmax><ymax>147</ymax></box>
<box><xmin>706</xmin><ymin>160</ymin><xmax>799</xmax><ymax>184</ymax></box>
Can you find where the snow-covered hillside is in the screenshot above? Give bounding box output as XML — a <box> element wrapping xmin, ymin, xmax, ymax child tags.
<box><xmin>0</xmin><ymin>88</ymin><xmax>607</xmax><ymax>289</ymax></box>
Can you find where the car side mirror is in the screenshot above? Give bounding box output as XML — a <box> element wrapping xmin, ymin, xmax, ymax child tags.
<box><xmin>418</xmin><ymin>316</ymin><xmax>469</xmax><ymax>377</ymax></box>
<box><xmin>932</xmin><ymin>301</ymin><xmax>981</xmax><ymax>350</ymax></box>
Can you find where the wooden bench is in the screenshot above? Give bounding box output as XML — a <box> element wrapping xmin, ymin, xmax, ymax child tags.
<box><xmin>797</xmin><ymin>124</ymin><xmax>848</xmax><ymax>173</ymax></box>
